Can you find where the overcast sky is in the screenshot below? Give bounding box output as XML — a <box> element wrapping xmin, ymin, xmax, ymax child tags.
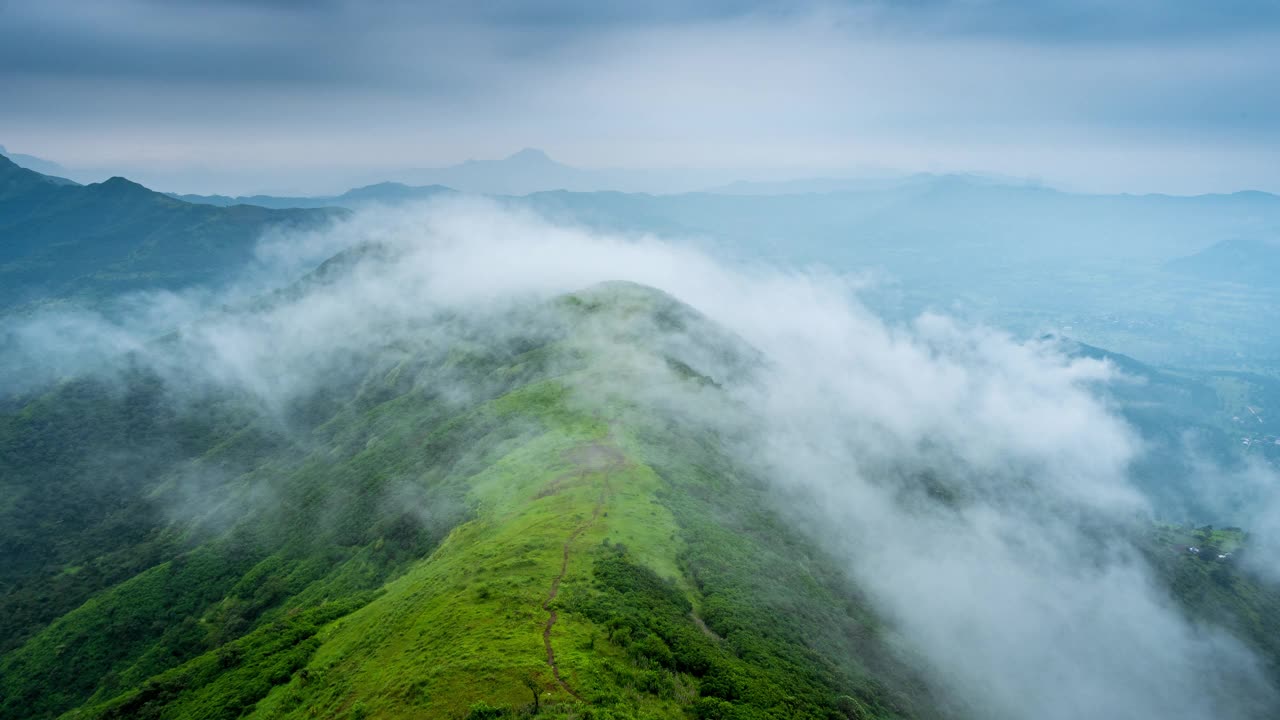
<box><xmin>2</xmin><ymin>0</ymin><xmax>1278</xmax><ymax>195</ymax></box>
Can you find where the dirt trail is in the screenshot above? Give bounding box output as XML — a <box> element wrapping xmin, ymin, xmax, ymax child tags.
<box><xmin>540</xmin><ymin>438</ymin><xmax>623</xmax><ymax>701</ymax></box>
<box><xmin>690</xmin><ymin>611</ymin><xmax>723</xmax><ymax>642</ymax></box>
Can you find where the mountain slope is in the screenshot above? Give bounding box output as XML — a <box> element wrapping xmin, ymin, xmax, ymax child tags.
<box><xmin>0</xmin><ymin>281</ymin><xmax>942</xmax><ymax>720</ymax></box>
<box><xmin>173</xmin><ymin>148</ymin><xmax>584</xmax><ymax>202</ymax></box>
<box><xmin>1165</xmin><ymin>236</ymin><xmax>1280</xmax><ymax>286</ymax></box>
<box><xmin>3</xmin><ymin>259</ymin><xmax>1280</xmax><ymax>719</ymax></box>
<box><xmin>0</xmin><ymin>146</ymin><xmax>76</xmax><ymax>182</ymax></box>
<box><xmin>392</xmin><ymin>148</ymin><xmax>586</xmax><ymax>195</ymax></box>
<box><xmin>170</xmin><ymin>183</ymin><xmax>454</xmax><ymax>210</ymax></box>
<box><xmin>0</xmin><ymin>154</ymin><xmax>342</xmax><ymax>310</ymax></box>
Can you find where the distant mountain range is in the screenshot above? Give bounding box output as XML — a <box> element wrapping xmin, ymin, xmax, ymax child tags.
<box><xmin>1165</xmin><ymin>236</ymin><xmax>1280</xmax><ymax>286</ymax></box>
<box><xmin>3</xmin><ymin>146</ymin><xmax>776</xmax><ymax>197</ymax></box>
<box><xmin>388</xmin><ymin>147</ymin><xmax>597</xmax><ymax>194</ymax></box>
<box><xmin>702</xmin><ymin>171</ymin><xmax>1045</xmax><ymax>195</ymax></box>
<box><xmin>376</xmin><ymin>147</ymin><xmax>772</xmax><ymax>195</ymax></box>
<box><xmin>168</xmin><ymin>182</ymin><xmax>454</xmax><ymax>210</ymax></box>
<box><xmin>0</xmin><ymin>145</ymin><xmax>74</xmax><ymax>181</ymax></box>
<box><xmin>7</xmin><ymin>145</ymin><xmax>1280</xmax><ymax>374</ymax></box>
<box><xmin>0</xmin><ymin>153</ymin><xmax>341</xmax><ymax>311</ymax></box>
<box><xmin>168</xmin><ymin>148</ymin><xmax>1047</xmax><ymax>205</ymax></box>
<box><xmin>6</xmin><ymin>145</ymin><xmax>1277</xmax><ymax>479</ymax></box>
<box><xmin>165</xmin><ymin>148</ymin><xmax>771</xmax><ymax>199</ymax></box>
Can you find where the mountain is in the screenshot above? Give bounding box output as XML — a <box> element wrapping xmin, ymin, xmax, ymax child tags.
<box><xmin>0</xmin><ymin>154</ymin><xmax>343</xmax><ymax>311</ymax></box>
<box><xmin>1055</xmin><ymin>336</ymin><xmax>1279</xmax><ymax>512</ymax></box>
<box><xmin>3</xmin><ymin>268</ymin><xmax>1279</xmax><ymax>720</ymax></box>
<box><xmin>519</xmin><ymin>179</ymin><xmax>1280</xmax><ymax>265</ymax></box>
<box><xmin>154</xmin><ymin>171</ymin><xmax>1280</xmax><ymax>376</ymax></box>
<box><xmin>513</xmin><ymin>181</ymin><xmax>1280</xmax><ymax>372</ymax></box>
<box><xmin>372</xmin><ymin>149</ymin><xmax>763</xmax><ymax>195</ymax></box>
<box><xmin>3</xmin><ymin>214</ymin><xmax>1280</xmax><ymax>720</ymax></box>
<box><xmin>0</xmin><ymin>278</ymin><xmax>949</xmax><ymax>720</ymax></box>
<box><xmin>171</xmin><ymin>182</ymin><xmax>454</xmax><ymax>210</ymax></box>
<box><xmin>396</xmin><ymin>148</ymin><xmax>583</xmax><ymax>195</ymax></box>
<box><xmin>174</xmin><ymin>148</ymin><xmax>593</xmax><ymax>199</ymax></box>
<box><xmin>1165</xmin><ymin>236</ymin><xmax>1280</xmax><ymax>286</ymax></box>
<box><xmin>702</xmin><ymin>172</ymin><xmax>1043</xmax><ymax>196</ymax></box>
<box><xmin>0</xmin><ymin>145</ymin><xmax>77</xmax><ymax>183</ymax></box>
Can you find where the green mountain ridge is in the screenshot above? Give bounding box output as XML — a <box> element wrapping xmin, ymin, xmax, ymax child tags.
<box><xmin>4</xmin><ymin>259</ymin><xmax>1280</xmax><ymax>719</ymax></box>
<box><xmin>0</xmin><ymin>280</ymin><xmax>950</xmax><ymax>720</ymax></box>
<box><xmin>3</xmin><ymin>154</ymin><xmax>1280</xmax><ymax>720</ymax></box>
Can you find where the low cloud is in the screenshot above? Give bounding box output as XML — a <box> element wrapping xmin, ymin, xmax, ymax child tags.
<box><xmin>1185</xmin><ymin>455</ymin><xmax>1280</xmax><ymax>584</ymax></box>
<box><xmin>2</xmin><ymin>197</ymin><xmax>1277</xmax><ymax>718</ymax></box>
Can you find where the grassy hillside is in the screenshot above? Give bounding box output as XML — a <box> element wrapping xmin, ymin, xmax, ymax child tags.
<box><xmin>0</xmin><ymin>154</ymin><xmax>342</xmax><ymax>311</ymax></box>
<box><xmin>0</xmin><ymin>282</ymin><xmax>946</xmax><ymax>720</ymax></box>
<box><xmin>1140</xmin><ymin>525</ymin><xmax>1280</xmax><ymax>680</ymax></box>
<box><xmin>3</xmin><ymin>260</ymin><xmax>1278</xmax><ymax>719</ymax></box>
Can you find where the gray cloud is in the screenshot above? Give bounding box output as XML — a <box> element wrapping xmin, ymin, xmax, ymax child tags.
<box><xmin>850</xmin><ymin>0</ymin><xmax>1280</xmax><ymax>42</ymax></box>
<box><xmin>1</xmin><ymin>0</ymin><xmax>1278</xmax><ymax>194</ymax></box>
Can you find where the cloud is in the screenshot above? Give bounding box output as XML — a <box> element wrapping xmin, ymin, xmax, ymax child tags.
<box><xmin>1183</xmin><ymin>455</ymin><xmax>1280</xmax><ymax>584</ymax></box>
<box><xmin>2</xmin><ymin>1</ymin><xmax>1278</xmax><ymax>194</ymax></box>
<box><xmin>2</xmin><ymin>198</ymin><xmax>1277</xmax><ymax>717</ymax></box>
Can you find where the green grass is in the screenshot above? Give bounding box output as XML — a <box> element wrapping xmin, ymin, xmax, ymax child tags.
<box><xmin>1140</xmin><ymin>524</ymin><xmax>1280</xmax><ymax>675</ymax></box>
<box><xmin>9</xmin><ymin>282</ymin><xmax>1275</xmax><ymax>720</ymax></box>
<box><xmin>241</xmin><ymin>383</ymin><xmax>693</xmax><ymax>719</ymax></box>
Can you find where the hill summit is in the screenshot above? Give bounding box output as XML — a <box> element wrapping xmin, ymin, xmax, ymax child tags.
<box><xmin>3</xmin><ymin>212</ymin><xmax>1279</xmax><ymax>720</ymax></box>
<box><xmin>0</xmin><ymin>277</ymin><xmax>939</xmax><ymax>720</ymax></box>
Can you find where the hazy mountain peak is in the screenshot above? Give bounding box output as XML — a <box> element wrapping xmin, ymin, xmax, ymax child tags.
<box><xmin>0</xmin><ymin>145</ymin><xmax>76</xmax><ymax>181</ymax></box>
<box><xmin>458</xmin><ymin>147</ymin><xmax>558</xmax><ymax>168</ymax></box>
<box><xmin>504</xmin><ymin>147</ymin><xmax>555</xmax><ymax>165</ymax></box>
<box><xmin>0</xmin><ymin>151</ymin><xmax>79</xmax><ymax>193</ymax></box>
<box><xmin>90</xmin><ymin>176</ymin><xmax>154</xmax><ymax>196</ymax></box>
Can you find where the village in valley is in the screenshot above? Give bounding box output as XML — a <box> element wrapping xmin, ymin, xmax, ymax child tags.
<box><xmin>1150</xmin><ymin>523</ymin><xmax>1248</xmax><ymax>565</ymax></box>
<box><xmin>1233</xmin><ymin>405</ymin><xmax>1280</xmax><ymax>464</ymax></box>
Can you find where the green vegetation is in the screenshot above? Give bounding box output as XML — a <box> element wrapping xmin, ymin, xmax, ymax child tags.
<box><xmin>1141</xmin><ymin>525</ymin><xmax>1280</xmax><ymax>676</ymax></box>
<box><xmin>76</xmin><ymin>594</ymin><xmax>379</xmax><ymax>720</ymax></box>
<box><xmin>0</xmin><ymin>154</ymin><xmax>341</xmax><ymax>311</ymax></box>
<box><xmin>0</xmin><ymin>284</ymin><xmax>935</xmax><ymax>719</ymax></box>
<box><xmin>3</xmin><ymin>275</ymin><xmax>1278</xmax><ymax>720</ymax></box>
